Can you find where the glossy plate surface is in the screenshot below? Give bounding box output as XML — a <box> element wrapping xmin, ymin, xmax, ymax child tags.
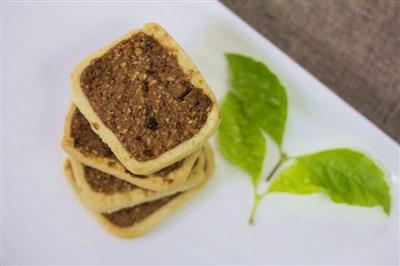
<box><xmin>3</xmin><ymin>1</ymin><xmax>398</xmax><ymax>264</ymax></box>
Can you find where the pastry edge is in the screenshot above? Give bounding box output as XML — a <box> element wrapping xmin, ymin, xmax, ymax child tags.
<box><xmin>61</xmin><ymin>104</ymin><xmax>201</xmax><ymax>192</ymax></box>
<box><xmin>67</xmin><ymin>152</ymin><xmax>206</xmax><ymax>213</ymax></box>
<box><xmin>70</xmin><ymin>23</ymin><xmax>220</xmax><ymax>175</ymax></box>
<box><xmin>63</xmin><ymin>147</ymin><xmax>214</xmax><ymax>239</ymax></box>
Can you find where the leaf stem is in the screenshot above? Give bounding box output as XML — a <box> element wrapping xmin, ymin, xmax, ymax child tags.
<box><xmin>249</xmin><ymin>152</ymin><xmax>290</xmax><ymax>224</ymax></box>
<box><xmin>249</xmin><ymin>192</ymin><xmax>262</xmax><ymax>224</ymax></box>
<box><xmin>265</xmin><ymin>152</ymin><xmax>289</xmax><ymax>182</ymax></box>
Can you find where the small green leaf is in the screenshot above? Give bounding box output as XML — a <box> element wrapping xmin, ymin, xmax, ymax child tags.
<box><xmin>218</xmin><ymin>92</ymin><xmax>266</xmax><ymax>185</ymax></box>
<box><xmin>268</xmin><ymin>149</ymin><xmax>391</xmax><ymax>214</ymax></box>
<box><xmin>226</xmin><ymin>53</ymin><xmax>288</xmax><ymax>145</ymax></box>
<box><xmin>268</xmin><ymin>162</ymin><xmax>327</xmax><ymax>194</ymax></box>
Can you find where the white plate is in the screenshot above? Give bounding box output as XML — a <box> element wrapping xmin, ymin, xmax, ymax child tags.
<box><xmin>2</xmin><ymin>1</ymin><xmax>399</xmax><ymax>265</ymax></box>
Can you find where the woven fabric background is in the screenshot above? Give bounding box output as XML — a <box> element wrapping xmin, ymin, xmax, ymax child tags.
<box><xmin>221</xmin><ymin>0</ymin><xmax>400</xmax><ymax>142</ymax></box>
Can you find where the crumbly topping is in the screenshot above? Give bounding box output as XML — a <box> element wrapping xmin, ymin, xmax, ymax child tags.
<box><xmin>71</xmin><ymin>108</ymin><xmax>184</xmax><ymax>177</ymax></box>
<box><xmin>71</xmin><ymin>109</ymin><xmax>115</xmax><ymax>159</ymax></box>
<box><xmin>102</xmin><ymin>193</ymin><xmax>180</xmax><ymax>227</ymax></box>
<box><xmin>80</xmin><ymin>32</ymin><xmax>212</xmax><ymax>161</ymax></box>
<box><xmin>83</xmin><ymin>165</ymin><xmax>137</xmax><ymax>194</ymax></box>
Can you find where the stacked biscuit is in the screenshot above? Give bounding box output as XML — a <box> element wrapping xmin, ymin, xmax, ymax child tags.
<box><xmin>61</xmin><ymin>23</ymin><xmax>219</xmax><ymax>239</ymax></box>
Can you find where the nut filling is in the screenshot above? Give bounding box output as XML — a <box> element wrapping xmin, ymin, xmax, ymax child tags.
<box><xmin>102</xmin><ymin>193</ymin><xmax>180</xmax><ymax>227</ymax></box>
<box><xmin>83</xmin><ymin>165</ymin><xmax>137</xmax><ymax>194</ymax></box>
<box><xmin>71</xmin><ymin>108</ymin><xmax>184</xmax><ymax>177</ymax></box>
<box><xmin>80</xmin><ymin>32</ymin><xmax>212</xmax><ymax>161</ymax></box>
<box><xmin>71</xmin><ymin>109</ymin><xmax>115</xmax><ymax>159</ymax></box>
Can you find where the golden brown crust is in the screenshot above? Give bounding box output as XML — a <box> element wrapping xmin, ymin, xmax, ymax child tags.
<box><xmin>70</xmin><ymin>23</ymin><xmax>219</xmax><ymax>175</ymax></box>
<box><xmin>67</xmin><ymin>153</ymin><xmax>205</xmax><ymax>213</ymax></box>
<box><xmin>61</xmin><ymin>104</ymin><xmax>200</xmax><ymax>192</ymax></box>
<box><xmin>63</xmin><ymin>145</ymin><xmax>214</xmax><ymax>239</ymax></box>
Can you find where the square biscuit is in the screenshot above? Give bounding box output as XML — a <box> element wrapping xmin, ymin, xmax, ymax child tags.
<box><xmin>66</xmin><ymin>152</ymin><xmax>205</xmax><ymax>213</ymax></box>
<box><xmin>62</xmin><ymin>104</ymin><xmax>200</xmax><ymax>192</ymax></box>
<box><xmin>64</xmin><ymin>144</ymin><xmax>214</xmax><ymax>239</ymax></box>
<box><xmin>70</xmin><ymin>23</ymin><xmax>219</xmax><ymax>175</ymax></box>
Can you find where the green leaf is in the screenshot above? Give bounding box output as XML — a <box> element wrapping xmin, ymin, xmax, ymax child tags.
<box><xmin>268</xmin><ymin>162</ymin><xmax>327</xmax><ymax>194</ymax></box>
<box><xmin>268</xmin><ymin>149</ymin><xmax>391</xmax><ymax>214</ymax></box>
<box><xmin>226</xmin><ymin>53</ymin><xmax>288</xmax><ymax>145</ymax></box>
<box><xmin>218</xmin><ymin>92</ymin><xmax>266</xmax><ymax>185</ymax></box>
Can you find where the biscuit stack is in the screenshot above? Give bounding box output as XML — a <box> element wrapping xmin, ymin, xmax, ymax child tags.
<box><xmin>61</xmin><ymin>23</ymin><xmax>219</xmax><ymax>239</ymax></box>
